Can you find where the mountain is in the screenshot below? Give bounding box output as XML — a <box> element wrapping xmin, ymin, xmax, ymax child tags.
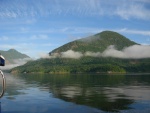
<box><xmin>0</xmin><ymin>49</ymin><xmax>30</xmax><ymax>64</ymax></box>
<box><xmin>11</xmin><ymin>31</ymin><xmax>150</xmax><ymax>74</ymax></box>
<box><xmin>50</xmin><ymin>31</ymin><xmax>137</xmax><ymax>54</ymax></box>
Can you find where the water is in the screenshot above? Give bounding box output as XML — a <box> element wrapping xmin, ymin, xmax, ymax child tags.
<box><xmin>0</xmin><ymin>73</ymin><xmax>150</xmax><ymax>113</ymax></box>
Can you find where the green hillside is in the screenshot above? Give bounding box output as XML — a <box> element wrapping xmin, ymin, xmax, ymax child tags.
<box><xmin>11</xmin><ymin>31</ymin><xmax>150</xmax><ymax>74</ymax></box>
<box><xmin>50</xmin><ymin>31</ymin><xmax>137</xmax><ymax>54</ymax></box>
<box><xmin>0</xmin><ymin>49</ymin><xmax>30</xmax><ymax>64</ymax></box>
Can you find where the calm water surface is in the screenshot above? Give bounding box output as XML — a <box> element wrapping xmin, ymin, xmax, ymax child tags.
<box><xmin>0</xmin><ymin>73</ymin><xmax>150</xmax><ymax>113</ymax></box>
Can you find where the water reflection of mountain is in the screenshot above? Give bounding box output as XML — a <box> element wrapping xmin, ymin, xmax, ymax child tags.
<box><xmin>14</xmin><ymin>73</ymin><xmax>150</xmax><ymax>112</ymax></box>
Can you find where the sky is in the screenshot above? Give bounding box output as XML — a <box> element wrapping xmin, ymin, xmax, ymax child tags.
<box><xmin>0</xmin><ymin>0</ymin><xmax>150</xmax><ymax>59</ymax></box>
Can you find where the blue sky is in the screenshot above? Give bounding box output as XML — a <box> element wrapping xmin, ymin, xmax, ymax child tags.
<box><xmin>0</xmin><ymin>0</ymin><xmax>150</xmax><ymax>58</ymax></box>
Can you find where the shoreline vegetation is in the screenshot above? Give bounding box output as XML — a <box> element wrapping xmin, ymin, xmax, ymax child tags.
<box><xmin>11</xmin><ymin>70</ymin><xmax>127</xmax><ymax>74</ymax></box>
<box><xmin>10</xmin><ymin>70</ymin><xmax>150</xmax><ymax>75</ymax></box>
<box><xmin>10</xmin><ymin>57</ymin><xmax>150</xmax><ymax>74</ymax></box>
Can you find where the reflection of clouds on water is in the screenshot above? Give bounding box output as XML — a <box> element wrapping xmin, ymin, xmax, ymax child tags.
<box><xmin>60</xmin><ymin>86</ymin><xmax>82</xmax><ymax>98</ymax></box>
<box><xmin>121</xmin><ymin>86</ymin><xmax>150</xmax><ymax>100</ymax></box>
<box><xmin>53</xmin><ymin>84</ymin><xmax>150</xmax><ymax>112</ymax></box>
<box><xmin>5</xmin><ymin>73</ymin><xmax>26</xmax><ymax>88</ymax></box>
<box><xmin>2</xmin><ymin>73</ymin><xmax>27</xmax><ymax>98</ymax></box>
<box><xmin>56</xmin><ymin>85</ymin><xmax>150</xmax><ymax>102</ymax></box>
<box><xmin>103</xmin><ymin>86</ymin><xmax>150</xmax><ymax>101</ymax></box>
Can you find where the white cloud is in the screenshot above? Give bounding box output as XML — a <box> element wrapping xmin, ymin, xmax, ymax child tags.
<box><xmin>61</xmin><ymin>50</ymin><xmax>83</xmax><ymax>59</ymax></box>
<box><xmin>102</xmin><ymin>45</ymin><xmax>150</xmax><ymax>59</ymax></box>
<box><xmin>49</xmin><ymin>45</ymin><xmax>150</xmax><ymax>59</ymax></box>
<box><xmin>48</xmin><ymin>50</ymin><xmax>84</xmax><ymax>59</ymax></box>
<box><xmin>85</xmin><ymin>45</ymin><xmax>150</xmax><ymax>59</ymax></box>
<box><xmin>38</xmin><ymin>52</ymin><xmax>50</xmax><ymax>59</ymax></box>
<box><xmin>115</xmin><ymin>1</ymin><xmax>150</xmax><ymax>20</ymax></box>
<box><xmin>85</xmin><ymin>51</ymin><xmax>101</xmax><ymax>57</ymax></box>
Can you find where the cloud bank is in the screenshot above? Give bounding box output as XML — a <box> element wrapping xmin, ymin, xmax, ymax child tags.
<box><xmin>99</xmin><ymin>45</ymin><xmax>150</xmax><ymax>59</ymax></box>
<box><xmin>46</xmin><ymin>45</ymin><xmax>150</xmax><ymax>59</ymax></box>
<box><xmin>1</xmin><ymin>58</ymin><xmax>32</xmax><ymax>70</ymax></box>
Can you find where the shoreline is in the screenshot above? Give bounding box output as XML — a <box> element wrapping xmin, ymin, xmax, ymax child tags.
<box><xmin>9</xmin><ymin>70</ymin><xmax>150</xmax><ymax>75</ymax></box>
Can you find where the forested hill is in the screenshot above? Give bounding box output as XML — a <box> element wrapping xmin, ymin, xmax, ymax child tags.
<box><xmin>11</xmin><ymin>31</ymin><xmax>150</xmax><ymax>74</ymax></box>
<box><xmin>50</xmin><ymin>31</ymin><xmax>137</xmax><ymax>54</ymax></box>
<box><xmin>0</xmin><ymin>49</ymin><xmax>30</xmax><ymax>64</ymax></box>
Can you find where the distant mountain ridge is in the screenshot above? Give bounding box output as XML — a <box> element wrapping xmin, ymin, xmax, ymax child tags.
<box><xmin>0</xmin><ymin>49</ymin><xmax>30</xmax><ymax>64</ymax></box>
